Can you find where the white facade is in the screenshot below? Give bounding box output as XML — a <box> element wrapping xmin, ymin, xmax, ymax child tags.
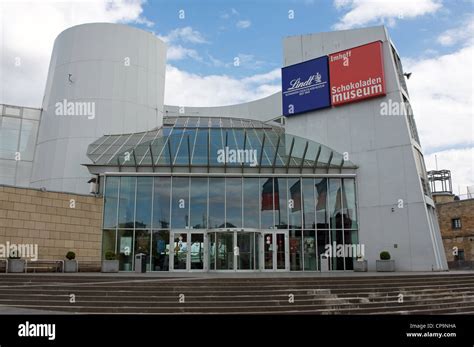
<box><xmin>30</xmin><ymin>23</ymin><xmax>166</xmax><ymax>193</ymax></box>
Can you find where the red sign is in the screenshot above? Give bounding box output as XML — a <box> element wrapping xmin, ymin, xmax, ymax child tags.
<box><xmin>329</xmin><ymin>41</ymin><xmax>385</xmax><ymax>106</ymax></box>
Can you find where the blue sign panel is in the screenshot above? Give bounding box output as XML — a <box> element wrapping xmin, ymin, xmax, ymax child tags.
<box><xmin>282</xmin><ymin>56</ymin><xmax>331</xmax><ymax>116</ymax></box>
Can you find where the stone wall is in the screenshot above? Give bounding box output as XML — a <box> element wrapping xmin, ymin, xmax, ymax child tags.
<box><xmin>0</xmin><ymin>185</ymin><xmax>102</xmax><ymax>262</ymax></box>
<box><xmin>437</xmin><ymin>198</ymin><xmax>474</xmax><ymax>262</ymax></box>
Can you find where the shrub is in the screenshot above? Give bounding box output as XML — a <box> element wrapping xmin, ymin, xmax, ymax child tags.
<box><xmin>65</xmin><ymin>251</ymin><xmax>76</xmax><ymax>260</ymax></box>
<box><xmin>105</xmin><ymin>251</ymin><xmax>117</xmax><ymax>260</ymax></box>
<box><xmin>380</xmin><ymin>251</ymin><xmax>391</xmax><ymax>260</ymax></box>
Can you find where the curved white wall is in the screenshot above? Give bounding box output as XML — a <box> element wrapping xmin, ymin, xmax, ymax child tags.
<box><xmin>31</xmin><ymin>23</ymin><xmax>166</xmax><ymax>193</ymax></box>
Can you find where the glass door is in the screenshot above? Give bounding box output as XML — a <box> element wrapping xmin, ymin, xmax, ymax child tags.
<box><xmin>262</xmin><ymin>231</ymin><xmax>289</xmax><ymax>271</ymax></box>
<box><xmin>171</xmin><ymin>231</ymin><xmax>206</xmax><ymax>271</ymax></box>
<box><xmin>236</xmin><ymin>232</ymin><xmax>258</xmax><ymax>270</ymax></box>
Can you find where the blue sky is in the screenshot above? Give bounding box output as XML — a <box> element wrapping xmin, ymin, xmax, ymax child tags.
<box><xmin>127</xmin><ymin>0</ymin><xmax>473</xmax><ymax>78</ymax></box>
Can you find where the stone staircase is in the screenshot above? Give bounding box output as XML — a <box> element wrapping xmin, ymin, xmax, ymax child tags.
<box><xmin>0</xmin><ymin>273</ymin><xmax>473</xmax><ymax>314</ymax></box>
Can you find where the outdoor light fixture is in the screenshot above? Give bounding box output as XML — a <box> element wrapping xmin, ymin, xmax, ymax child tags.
<box><xmin>403</xmin><ymin>72</ymin><xmax>412</xmax><ymax>79</ymax></box>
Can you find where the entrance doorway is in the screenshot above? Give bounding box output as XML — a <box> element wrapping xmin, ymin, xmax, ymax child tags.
<box><xmin>170</xmin><ymin>230</ymin><xmax>206</xmax><ymax>271</ymax></box>
<box><xmin>262</xmin><ymin>231</ymin><xmax>289</xmax><ymax>271</ymax></box>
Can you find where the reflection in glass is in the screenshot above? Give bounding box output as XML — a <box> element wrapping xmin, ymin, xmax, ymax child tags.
<box><xmin>173</xmin><ymin>233</ymin><xmax>188</xmax><ymax>269</ymax></box>
<box><xmin>191</xmin><ymin>233</ymin><xmax>204</xmax><ymax>269</ymax></box>
<box><xmin>117</xmin><ymin>229</ymin><xmax>133</xmax><ymax>271</ymax></box>
<box><xmin>216</xmin><ymin>232</ymin><xmax>233</xmax><ymax>270</ymax></box>
<box><xmin>303</xmin><ymin>230</ymin><xmax>317</xmax><ymax>271</ymax></box>
<box><xmin>275</xmin><ymin>178</ymin><xmax>288</xmax><ymax>228</ymax></box>
<box><xmin>135</xmin><ymin>177</ymin><xmax>152</xmax><ymax>228</ymax></box>
<box><xmin>342</xmin><ymin>178</ymin><xmax>358</xmax><ymax>229</ymax></box>
<box><xmin>103</xmin><ymin>176</ymin><xmax>119</xmax><ymax>228</ymax></box>
<box><xmin>153</xmin><ymin>177</ymin><xmax>170</xmax><ymax>228</ymax></box>
<box><xmin>315</xmin><ymin>178</ymin><xmax>329</xmax><ymax>229</ymax></box>
<box><xmin>226</xmin><ymin>177</ymin><xmax>242</xmax><ymax>228</ymax></box>
<box><xmin>243</xmin><ymin>178</ymin><xmax>259</xmax><ymax>228</ymax></box>
<box><xmin>134</xmin><ymin>230</ymin><xmax>150</xmax><ymax>271</ymax></box>
<box><xmin>331</xmin><ymin>229</ymin><xmax>344</xmax><ymax>270</ymax></box>
<box><xmin>190</xmin><ymin>177</ymin><xmax>208</xmax><ymax>229</ymax></box>
<box><xmin>302</xmin><ymin>178</ymin><xmax>315</xmax><ymax>229</ymax></box>
<box><xmin>237</xmin><ymin>232</ymin><xmax>258</xmax><ymax>270</ymax></box>
<box><xmin>208</xmin><ymin>177</ymin><xmax>225</xmax><ymax>228</ymax></box>
<box><xmin>152</xmin><ymin>230</ymin><xmax>170</xmax><ymax>271</ymax></box>
<box><xmin>329</xmin><ymin>178</ymin><xmax>343</xmax><ymax>229</ymax></box>
<box><xmin>317</xmin><ymin>230</ymin><xmax>330</xmax><ymax>271</ymax></box>
<box><xmin>260</xmin><ymin>178</ymin><xmax>275</xmax><ymax>229</ymax></box>
<box><xmin>171</xmin><ymin>177</ymin><xmax>189</xmax><ymax>228</ymax></box>
<box><xmin>288</xmin><ymin>178</ymin><xmax>302</xmax><ymax>229</ymax></box>
<box><xmin>289</xmin><ymin>229</ymin><xmax>302</xmax><ymax>271</ymax></box>
<box><xmin>276</xmin><ymin>233</ymin><xmax>286</xmax><ymax>270</ymax></box>
<box><xmin>264</xmin><ymin>233</ymin><xmax>273</xmax><ymax>269</ymax></box>
<box><xmin>118</xmin><ymin>177</ymin><xmax>136</xmax><ymax>228</ymax></box>
<box><xmin>208</xmin><ymin>232</ymin><xmax>216</xmax><ymax>270</ymax></box>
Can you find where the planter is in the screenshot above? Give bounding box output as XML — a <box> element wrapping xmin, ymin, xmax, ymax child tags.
<box><xmin>353</xmin><ymin>259</ymin><xmax>368</xmax><ymax>272</ymax></box>
<box><xmin>376</xmin><ymin>259</ymin><xmax>395</xmax><ymax>272</ymax></box>
<box><xmin>64</xmin><ymin>260</ymin><xmax>78</xmax><ymax>273</ymax></box>
<box><xmin>8</xmin><ymin>259</ymin><xmax>25</xmax><ymax>273</ymax></box>
<box><xmin>101</xmin><ymin>260</ymin><xmax>119</xmax><ymax>273</ymax></box>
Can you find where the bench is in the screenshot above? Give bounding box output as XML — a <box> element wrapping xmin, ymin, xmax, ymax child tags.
<box><xmin>25</xmin><ymin>260</ymin><xmax>64</xmax><ymax>273</ymax></box>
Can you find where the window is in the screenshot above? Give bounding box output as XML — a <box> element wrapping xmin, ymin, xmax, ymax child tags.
<box><xmin>452</xmin><ymin>218</ymin><xmax>462</xmax><ymax>230</ymax></box>
<box><xmin>454</xmin><ymin>249</ymin><xmax>465</xmax><ymax>261</ymax></box>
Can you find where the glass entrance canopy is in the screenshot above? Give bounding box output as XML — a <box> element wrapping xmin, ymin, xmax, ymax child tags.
<box><xmin>86</xmin><ymin>116</ymin><xmax>356</xmax><ymax>174</ymax></box>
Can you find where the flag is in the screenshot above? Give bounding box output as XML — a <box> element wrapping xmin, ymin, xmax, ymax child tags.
<box><xmin>261</xmin><ymin>178</ymin><xmax>280</xmax><ymax>211</ymax></box>
<box><xmin>315</xmin><ymin>179</ymin><xmax>327</xmax><ymax>210</ymax></box>
<box><xmin>290</xmin><ymin>180</ymin><xmax>301</xmax><ymax>211</ymax></box>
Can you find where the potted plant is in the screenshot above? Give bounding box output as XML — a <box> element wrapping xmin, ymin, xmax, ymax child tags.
<box><xmin>376</xmin><ymin>251</ymin><xmax>395</xmax><ymax>272</ymax></box>
<box><xmin>101</xmin><ymin>251</ymin><xmax>119</xmax><ymax>273</ymax></box>
<box><xmin>64</xmin><ymin>251</ymin><xmax>78</xmax><ymax>272</ymax></box>
<box><xmin>353</xmin><ymin>254</ymin><xmax>368</xmax><ymax>272</ymax></box>
<box><xmin>7</xmin><ymin>252</ymin><xmax>25</xmax><ymax>273</ymax></box>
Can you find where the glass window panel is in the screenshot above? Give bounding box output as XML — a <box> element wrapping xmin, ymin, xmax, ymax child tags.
<box><xmin>151</xmin><ymin>230</ymin><xmax>170</xmax><ymax>271</ymax></box>
<box><xmin>243</xmin><ymin>177</ymin><xmax>259</xmax><ymax>228</ymax></box>
<box><xmin>134</xmin><ymin>229</ymin><xmax>151</xmax><ymax>271</ymax></box>
<box><xmin>173</xmin><ymin>233</ymin><xmax>188</xmax><ymax>269</ymax></box>
<box><xmin>153</xmin><ymin>177</ymin><xmax>170</xmax><ymax>228</ymax></box>
<box><xmin>117</xmin><ymin>229</ymin><xmax>134</xmax><ymax>271</ymax></box>
<box><xmin>315</xmin><ymin>178</ymin><xmax>329</xmax><ymax>229</ymax></box>
<box><xmin>22</xmin><ymin>108</ymin><xmax>41</xmax><ymax>120</ymax></box>
<box><xmin>329</xmin><ymin>178</ymin><xmax>343</xmax><ymax>229</ymax></box>
<box><xmin>303</xmin><ymin>230</ymin><xmax>317</xmax><ymax>271</ymax></box>
<box><xmin>288</xmin><ymin>178</ymin><xmax>302</xmax><ymax>229</ymax></box>
<box><xmin>190</xmin><ymin>177</ymin><xmax>208</xmax><ymax>229</ymax></box>
<box><xmin>226</xmin><ymin>177</ymin><xmax>242</xmax><ymax>228</ymax></box>
<box><xmin>260</xmin><ymin>177</ymin><xmax>275</xmax><ymax>229</ymax></box>
<box><xmin>103</xmin><ymin>176</ymin><xmax>119</xmax><ymax>228</ymax></box>
<box><xmin>175</xmin><ymin>131</ymin><xmax>196</xmax><ymax>165</ymax></box>
<box><xmin>331</xmin><ymin>229</ymin><xmax>345</xmax><ymax>270</ymax></box>
<box><xmin>208</xmin><ymin>177</ymin><xmax>225</xmax><ymax>228</ymax></box>
<box><xmin>342</xmin><ymin>178</ymin><xmax>358</xmax><ymax>229</ymax></box>
<box><xmin>289</xmin><ymin>229</ymin><xmax>302</xmax><ymax>271</ymax></box>
<box><xmin>344</xmin><ymin>229</ymin><xmax>356</xmax><ymax>271</ymax></box>
<box><xmin>135</xmin><ymin>177</ymin><xmax>152</xmax><ymax>228</ymax></box>
<box><xmin>0</xmin><ymin>117</ymin><xmax>21</xmax><ymax>159</ymax></box>
<box><xmin>209</xmin><ymin>129</ymin><xmax>223</xmax><ymax>165</ymax></box>
<box><xmin>302</xmin><ymin>178</ymin><xmax>316</xmax><ymax>229</ymax></box>
<box><xmin>171</xmin><ymin>177</ymin><xmax>189</xmax><ymax>228</ymax></box>
<box><xmin>118</xmin><ymin>177</ymin><xmax>136</xmax><ymax>228</ymax></box>
<box><xmin>102</xmin><ymin>230</ymin><xmax>116</xmax><ymax>260</ymax></box>
<box><xmin>190</xmin><ymin>233</ymin><xmax>204</xmax><ymax>269</ymax></box>
<box><xmin>18</xmin><ymin>119</ymin><xmax>38</xmax><ymax>161</ymax></box>
<box><xmin>317</xmin><ymin>230</ymin><xmax>330</xmax><ymax>271</ymax></box>
<box><xmin>4</xmin><ymin>106</ymin><xmax>21</xmax><ymax>116</ymax></box>
<box><xmin>275</xmin><ymin>178</ymin><xmax>288</xmax><ymax>229</ymax></box>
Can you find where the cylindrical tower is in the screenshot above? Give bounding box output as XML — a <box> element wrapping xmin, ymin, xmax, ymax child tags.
<box><xmin>31</xmin><ymin>23</ymin><xmax>166</xmax><ymax>193</ymax></box>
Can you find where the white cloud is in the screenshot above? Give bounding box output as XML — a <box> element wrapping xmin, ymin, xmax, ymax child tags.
<box><xmin>164</xmin><ymin>65</ymin><xmax>281</xmax><ymax>107</ymax></box>
<box><xmin>425</xmin><ymin>148</ymin><xmax>474</xmax><ymax>196</ymax></box>
<box><xmin>0</xmin><ymin>0</ymin><xmax>151</xmax><ymax>107</ymax></box>
<box><xmin>159</xmin><ymin>26</ymin><xmax>209</xmax><ymax>44</ymax></box>
<box><xmin>167</xmin><ymin>45</ymin><xmax>202</xmax><ymax>62</ymax></box>
<box><xmin>236</xmin><ymin>20</ymin><xmax>251</xmax><ymax>29</ymax></box>
<box><xmin>437</xmin><ymin>15</ymin><xmax>474</xmax><ymax>46</ymax></box>
<box><xmin>403</xmin><ymin>45</ymin><xmax>473</xmax><ymax>193</ymax></box>
<box><xmin>333</xmin><ymin>0</ymin><xmax>442</xmax><ymax>30</ymax></box>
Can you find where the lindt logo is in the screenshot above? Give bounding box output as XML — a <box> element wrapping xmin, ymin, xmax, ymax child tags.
<box><xmin>287</xmin><ymin>72</ymin><xmax>322</xmax><ymax>91</ymax></box>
